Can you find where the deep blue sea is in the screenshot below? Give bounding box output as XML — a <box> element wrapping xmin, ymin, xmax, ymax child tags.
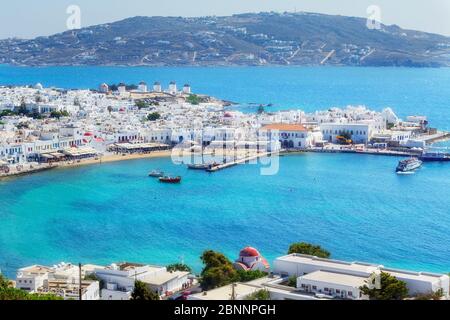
<box><xmin>0</xmin><ymin>66</ymin><xmax>450</xmax><ymax>277</ymax></box>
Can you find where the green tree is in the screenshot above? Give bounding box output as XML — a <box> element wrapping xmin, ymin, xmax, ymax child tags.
<box><xmin>414</xmin><ymin>289</ymin><xmax>444</xmax><ymax>300</ymax></box>
<box><xmin>286</xmin><ymin>275</ymin><xmax>297</xmax><ymax>288</ymax></box>
<box><xmin>247</xmin><ymin>289</ymin><xmax>270</xmax><ymax>300</ymax></box>
<box><xmin>236</xmin><ymin>270</ymin><xmax>267</xmax><ymax>282</ymax></box>
<box><xmin>200</xmin><ymin>250</ymin><xmax>238</xmax><ymax>291</ymax></box>
<box><xmin>360</xmin><ymin>272</ymin><xmax>408</xmax><ymax>300</ymax></box>
<box><xmin>288</xmin><ymin>242</ymin><xmax>331</xmax><ymax>258</ymax></box>
<box><xmin>166</xmin><ymin>263</ymin><xmax>192</xmax><ymax>273</ymax></box>
<box><xmin>135</xmin><ymin>100</ymin><xmax>149</xmax><ymax>109</ymax></box>
<box><xmin>186</xmin><ymin>94</ymin><xmax>202</xmax><ymax>105</ymax></box>
<box><xmin>0</xmin><ymin>110</ymin><xmax>17</xmax><ymax>118</ymax></box>
<box><xmin>84</xmin><ymin>273</ymin><xmax>105</xmax><ymax>289</ymax></box>
<box><xmin>131</xmin><ymin>280</ymin><xmax>160</xmax><ymax>300</ymax></box>
<box><xmin>147</xmin><ymin>112</ymin><xmax>161</xmax><ymax>121</ymax></box>
<box><xmin>257</xmin><ymin>105</ymin><xmax>265</xmax><ymax>114</ymax></box>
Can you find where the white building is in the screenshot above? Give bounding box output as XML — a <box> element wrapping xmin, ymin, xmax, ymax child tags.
<box><xmin>297</xmin><ymin>270</ymin><xmax>369</xmax><ymax>299</ymax></box>
<box><xmin>153</xmin><ymin>82</ymin><xmax>162</xmax><ymax>93</ymax></box>
<box><xmin>273</xmin><ymin>254</ymin><xmax>449</xmax><ymax>299</ymax></box>
<box><xmin>320</xmin><ymin>123</ymin><xmax>373</xmax><ymax>144</ymax></box>
<box><xmin>94</xmin><ymin>262</ymin><xmax>191</xmax><ymax>300</ymax></box>
<box><xmin>168</xmin><ymin>81</ymin><xmax>177</xmax><ymax>95</ymax></box>
<box><xmin>15</xmin><ymin>263</ymin><xmax>100</xmax><ymax>300</ymax></box>
<box><xmin>260</xmin><ymin>124</ymin><xmax>321</xmax><ymax>149</ymax></box>
<box><xmin>233</xmin><ymin>247</ymin><xmax>270</xmax><ymax>272</ymax></box>
<box><xmin>138</xmin><ymin>81</ymin><xmax>148</xmax><ymax>93</ymax></box>
<box><xmin>183</xmin><ymin>84</ymin><xmax>191</xmax><ymax>94</ymax></box>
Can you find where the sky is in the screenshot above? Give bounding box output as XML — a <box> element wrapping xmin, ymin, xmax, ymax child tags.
<box><xmin>0</xmin><ymin>0</ymin><xmax>449</xmax><ymax>39</ymax></box>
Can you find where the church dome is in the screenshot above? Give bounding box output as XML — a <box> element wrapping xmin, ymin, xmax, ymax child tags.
<box><xmin>239</xmin><ymin>247</ymin><xmax>260</xmax><ymax>257</ymax></box>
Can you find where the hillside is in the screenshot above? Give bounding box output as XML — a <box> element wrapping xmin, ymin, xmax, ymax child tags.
<box><xmin>1</xmin><ymin>12</ymin><xmax>449</xmax><ymax>67</ymax></box>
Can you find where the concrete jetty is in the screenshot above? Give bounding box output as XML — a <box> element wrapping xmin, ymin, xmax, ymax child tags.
<box><xmin>206</xmin><ymin>152</ymin><xmax>272</xmax><ymax>172</ymax></box>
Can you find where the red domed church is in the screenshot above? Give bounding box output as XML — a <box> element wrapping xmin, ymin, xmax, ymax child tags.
<box><xmin>233</xmin><ymin>247</ymin><xmax>270</xmax><ymax>272</ymax></box>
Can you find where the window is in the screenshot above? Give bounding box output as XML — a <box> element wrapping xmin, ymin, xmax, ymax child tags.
<box><xmin>348</xmin><ymin>292</ymin><xmax>353</xmax><ymax>297</ymax></box>
<box><xmin>324</xmin><ymin>288</ymin><xmax>329</xmax><ymax>292</ymax></box>
<box><xmin>336</xmin><ymin>289</ymin><xmax>341</xmax><ymax>294</ymax></box>
<box><xmin>312</xmin><ymin>286</ymin><xmax>317</xmax><ymax>290</ymax></box>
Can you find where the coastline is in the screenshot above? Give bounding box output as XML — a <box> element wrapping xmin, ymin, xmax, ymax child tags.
<box><xmin>0</xmin><ymin>150</ymin><xmax>173</xmax><ymax>180</ymax></box>
<box><xmin>55</xmin><ymin>150</ymin><xmax>173</xmax><ymax>168</ymax></box>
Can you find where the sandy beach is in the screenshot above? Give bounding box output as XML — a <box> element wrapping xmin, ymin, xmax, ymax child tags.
<box><xmin>56</xmin><ymin>150</ymin><xmax>173</xmax><ymax>168</ymax></box>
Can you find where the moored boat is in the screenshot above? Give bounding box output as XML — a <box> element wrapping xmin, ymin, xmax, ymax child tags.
<box><xmin>187</xmin><ymin>163</ymin><xmax>210</xmax><ymax>170</ymax></box>
<box><xmin>396</xmin><ymin>158</ymin><xmax>422</xmax><ymax>173</ymax></box>
<box><xmin>419</xmin><ymin>151</ymin><xmax>450</xmax><ymax>162</ymax></box>
<box><xmin>159</xmin><ymin>176</ymin><xmax>182</xmax><ymax>183</ymax></box>
<box><xmin>149</xmin><ymin>170</ymin><xmax>164</xmax><ymax>177</ymax></box>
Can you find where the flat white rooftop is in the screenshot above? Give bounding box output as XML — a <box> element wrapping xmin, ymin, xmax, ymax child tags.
<box><xmin>141</xmin><ymin>271</ymin><xmax>189</xmax><ymax>286</ymax></box>
<box><xmin>190</xmin><ymin>283</ymin><xmax>260</xmax><ymax>300</ymax></box>
<box><xmin>300</xmin><ymin>270</ymin><xmax>368</xmax><ymax>288</ymax></box>
<box><xmin>276</xmin><ymin>254</ymin><xmax>381</xmax><ymax>274</ymax></box>
<box><xmin>381</xmin><ymin>268</ymin><xmax>447</xmax><ymax>282</ymax></box>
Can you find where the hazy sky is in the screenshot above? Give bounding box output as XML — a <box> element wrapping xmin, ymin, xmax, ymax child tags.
<box><xmin>1</xmin><ymin>0</ymin><xmax>449</xmax><ymax>39</ymax></box>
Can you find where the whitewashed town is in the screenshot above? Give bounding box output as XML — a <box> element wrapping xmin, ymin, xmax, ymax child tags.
<box><xmin>8</xmin><ymin>246</ymin><xmax>450</xmax><ymax>300</ymax></box>
<box><xmin>1</xmin><ymin>81</ymin><xmax>449</xmax><ymax>177</ymax></box>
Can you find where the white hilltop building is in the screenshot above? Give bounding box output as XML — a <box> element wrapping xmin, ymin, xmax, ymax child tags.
<box><xmin>153</xmin><ymin>82</ymin><xmax>162</xmax><ymax>92</ymax></box>
<box><xmin>138</xmin><ymin>81</ymin><xmax>148</xmax><ymax>93</ymax></box>
<box><xmin>168</xmin><ymin>81</ymin><xmax>177</xmax><ymax>95</ymax></box>
<box><xmin>183</xmin><ymin>84</ymin><xmax>191</xmax><ymax>94</ymax></box>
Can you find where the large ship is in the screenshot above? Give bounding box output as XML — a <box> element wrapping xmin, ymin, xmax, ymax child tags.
<box><xmin>419</xmin><ymin>150</ymin><xmax>450</xmax><ymax>162</ymax></box>
<box><xmin>396</xmin><ymin>158</ymin><xmax>423</xmax><ymax>173</ymax></box>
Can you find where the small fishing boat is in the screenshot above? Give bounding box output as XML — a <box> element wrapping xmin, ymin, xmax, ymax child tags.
<box><xmin>159</xmin><ymin>176</ymin><xmax>182</xmax><ymax>183</ymax></box>
<box><xmin>149</xmin><ymin>170</ymin><xmax>164</xmax><ymax>177</ymax></box>
<box><xmin>396</xmin><ymin>158</ymin><xmax>422</xmax><ymax>173</ymax></box>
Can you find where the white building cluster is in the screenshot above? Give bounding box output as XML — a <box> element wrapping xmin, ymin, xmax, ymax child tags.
<box><xmin>190</xmin><ymin>253</ymin><xmax>450</xmax><ymax>301</ymax></box>
<box><xmin>1</xmin><ymin>83</ymin><xmax>431</xmax><ymax>169</ymax></box>
<box><xmin>14</xmin><ymin>261</ymin><xmax>194</xmax><ymax>300</ymax></box>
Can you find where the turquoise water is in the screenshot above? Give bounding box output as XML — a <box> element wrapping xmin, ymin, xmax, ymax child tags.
<box><xmin>1</xmin><ymin>66</ymin><xmax>450</xmax><ymax>277</ymax></box>
<box><xmin>1</xmin><ymin>154</ymin><xmax>450</xmax><ymax>277</ymax></box>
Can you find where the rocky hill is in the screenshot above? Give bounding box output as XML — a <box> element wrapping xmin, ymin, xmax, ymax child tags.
<box><xmin>1</xmin><ymin>12</ymin><xmax>449</xmax><ymax>67</ymax></box>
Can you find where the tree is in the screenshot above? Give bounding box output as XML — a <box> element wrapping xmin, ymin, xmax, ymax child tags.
<box><xmin>167</xmin><ymin>263</ymin><xmax>192</xmax><ymax>273</ymax></box>
<box><xmin>236</xmin><ymin>270</ymin><xmax>267</xmax><ymax>282</ymax></box>
<box><xmin>247</xmin><ymin>289</ymin><xmax>270</xmax><ymax>300</ymax></box>
<box><xmin>131</xmin><ymin>280</ymin><xmax>160</xmax><ymax>300</ymax></box>
<box><xmin>50</xmin><ymin>111</ymin><xmax>69</xmax><ymax>119</ymax></box>
<box><xmin>135</xmin><ymin>100</ymin><xmax>149</xmax><ymax>109</ymax></box>
<box><xmin>286</xmin><ymin>276</ymin><xmax>297</xmax><ymax>288</ymax></box>
<box><xmin>257</xmin><ymin>105</ymin><xmax>265</xmax><ymax>114</ymax></box>
<box><xmin>147</xmin><ymin>112</ymin><xmax>161</xmax><ymax>121</ymax></box>
<box><xmin>84</xmin><ymin>273</ymin><xmax>105</xmax><ymax>289</ymax></box>
<box><xmin>186</xmin><ymin>94</ymin><xmax>201</xmax><ymax>105</ymax></box>
<box><xmin>360</xmin><ymin>272</ymin><xmax>408</xmax><ymax>300</ymax></box>
<box><xmin>288</xmin><ymin>242</ymin><xmax>331</xmax><ymax>258</ymax></box>
<box><xmin>200</xmin><ymin>250</ymin><xmax>238</xmax><ymax>290</ymax></box>
<box><xmin>414</xmin><ymin>289</ymin><xmax>444</xmax><ymax>300</ymax></box>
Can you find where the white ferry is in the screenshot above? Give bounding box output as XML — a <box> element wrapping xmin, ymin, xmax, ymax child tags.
<box><xmin>396</xmin><ymin>158</ymin><xmax>423</xmax><ymax>173</ymax></box>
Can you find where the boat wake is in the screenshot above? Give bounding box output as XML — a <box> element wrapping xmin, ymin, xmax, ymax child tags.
<box><xmin>396</xmin><ymin>171</ymin><xmax>415</xmax><ymax>175</ymax></box>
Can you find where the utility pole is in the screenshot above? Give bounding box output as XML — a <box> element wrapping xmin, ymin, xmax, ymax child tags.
<box><xmin>231</xmin><ymin>283</ymin><xmax>236</xmax><ymax>300</ymax></box>
<box><xmin>78</xmin><ymin>263</ymin><xmax>82</xmax><ymax>301</ymax></box>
